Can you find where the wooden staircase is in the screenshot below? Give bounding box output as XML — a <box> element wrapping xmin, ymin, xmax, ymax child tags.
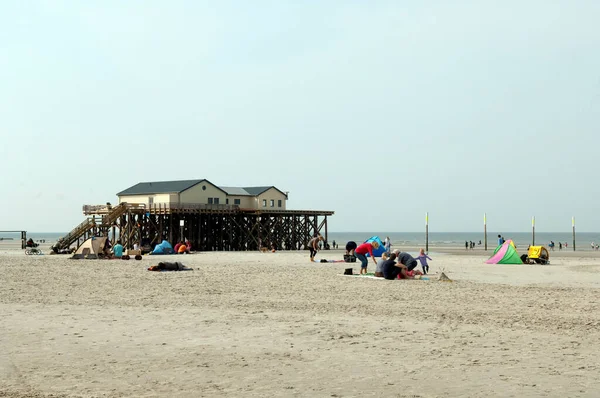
<box><xmin>99</xmin><ymin>203</ymin><xmax>128</xmax><ymax>227</ymax></box>
<box><xmin>54</xmin><ymin>218</ymin><xmax>97</xmax><ymax>250</ymax></box>
<box><xmin>55</xmin><ymin>203</ymin><xmax>129</xmax><ymax>250</ymax></box>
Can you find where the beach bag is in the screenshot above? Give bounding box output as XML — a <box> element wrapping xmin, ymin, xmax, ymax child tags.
<box><xmin>344</xmin><ymin>254</ymin><xmax>356</xmax><ymax>263</ymax></box>
<box><xmin>344</xmin><ymin>268</ymin><xmax>353</xmax><ymax>275</ymax></box>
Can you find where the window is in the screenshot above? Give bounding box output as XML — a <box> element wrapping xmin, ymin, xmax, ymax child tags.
<box><xmin>214</xmin><ymin>198</ymin><xmax>219</xmax><ymax>204</ymax></box>
<box><xmin>278</xmin><ymin>200</ymin><xmax>282</xmax><ymax>208</ymax></box>
<box><xmin>208</xmin><ymin>198</ymin><xmax>213</xmax><ymax>204</ymax></box>
<box><xmin>270</xmin><ymin>200</ymin><xmax>274</xmax><ymax>207</ymax></box>
<box><xmin>226</xmin><ymin>199</ymin><xmax>229</xmax><ymax>205</ymax></box>
<box><xmin>202</xmin><ymin>185</ymin><xmax>206</xmax><ymax>191</ymax></box>
<box><xmin>262</xmin><ymin>199</ymin><xmax>267</xmax><ymax>207</ymax></box>
<box><xmin>234</xmin><ymin>199</ymin><xmax>241</xmax><ymax>205</ymax></box>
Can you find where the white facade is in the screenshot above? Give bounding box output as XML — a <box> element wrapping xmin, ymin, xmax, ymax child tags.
<box><xmin>118</xmin><ymin>181</ymin><xmax>288</xmax><ymax>210</ymax></box>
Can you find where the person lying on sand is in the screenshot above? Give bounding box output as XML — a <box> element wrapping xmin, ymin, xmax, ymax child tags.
<box><xmin>147</xmin><ymin>262</ymin><xmax>193</xmax><ymax>271</ymax></box>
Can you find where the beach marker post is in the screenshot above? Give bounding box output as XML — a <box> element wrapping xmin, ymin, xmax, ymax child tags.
<box><xmin>532</xmin><ymin>216</ymin><xmax>535</xmax><ymax>246</ymax></box>
<box><xmin>179</xmin><ymin>219</ymin><xmax>184</xmax><ymax>242</ymax></box>
<box><xmin>425</xmin><ymin>212</ymin><xmax>429</xmax><ymax>253</ymax></box>
<box><xmin>572</xmin><ymin>217</ymin><xmax>576</xmax><ymax>251</ymax></box>
<box><xmin>484</xmin><ymin>213</ymin><xmax>487</xmax><ymax>251</ymax></box>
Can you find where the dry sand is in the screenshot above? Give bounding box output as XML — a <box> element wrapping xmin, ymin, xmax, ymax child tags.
<box><xmin>1</xmin><ymin>246</ymin><xmax>600</xmax><ymax>397</ymax></box>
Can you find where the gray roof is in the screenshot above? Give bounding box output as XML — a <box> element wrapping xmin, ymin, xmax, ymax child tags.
<box><xmin>219</xmin><ymin>187</ymin><xmax>252</xmax><ymax>196</ymax></box>
<box><xmin>242</xmin><ymin>186</ymin><xmax>275</xmax><ymax>196</ymax></box>
<box><xmin>117</xmin><ymin>179</ymin><xmax>206</xmax><ymax>196</ymax></box>
<box><xmin>216</xmin><ymin>186</ymin><xmax>288</xmax><ymax>197</ymax></box>
<box><xmin>118</xmin><ymin>180</ymin><xmax>287</xmax><ymax>198</ymax></box>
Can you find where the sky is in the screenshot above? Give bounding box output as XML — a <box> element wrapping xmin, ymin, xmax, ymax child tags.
<box><xmin>1</xmin><ymin>1</ymin><xmax>599</xmax><ymax>233</ymax></box>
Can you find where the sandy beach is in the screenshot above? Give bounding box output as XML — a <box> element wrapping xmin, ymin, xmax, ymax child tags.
<box><xmin>1</xmin><ymin>246</ymin><xmax>600</xmax><ymax>398</ymax></box>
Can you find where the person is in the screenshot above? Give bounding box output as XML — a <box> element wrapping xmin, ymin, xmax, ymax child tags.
<box><xmin>185</xmin><ymin>239</ymin><xmax>192</xmax><ymax>252</ymax></box>
<box><xmin>384</xmin><ymin>236</ymin><xmax>391</xmax><ymax>253</ymax></box>
<box><xmin>394</xmin><ymin>249</ymin><xmax>419</xmax><ymax>272</ymax></box>
<box><xmin>112</xmin><ymin>240</ymin><xmax>124</xmax><ymax>258</ymax></box>
<box><xmin>26</xmin><ymin>238</ymin><xmax>38</xmax><ymax>248</ymax></box>
<box><xmin>174</xmin><ymin>241</ymin><xmax>183</xmax><ymax>253</ymax></box>
<box><xmin>465</xmin><ymin>241</ymin><xmax>468</xmax><ymax>250</ymax></box>
<box><xmin>178</xmin><ymin>243</ymin><xmax>188</xmax><ymax>254</ymax></box>
<box><xmin>549</xmin><ymin>241</ymin><xmax>555</xmax><ymax>251</ymax></box>
<box><xmin>103</xmin><ymin>237</ymin><xmax>112</xmax><ymax>257</ymax></box>
<box><xmin>345</xmin><ymin>241</ymin><xmax>358</xmax><ymax>256</ymax></box>
<box><xmin>497</xmin><ymin>235</ymin><xmax>503</xmax><ymax>246</ymax></box>
<box><xmin>375</xmin><ymin>252</ymin><xmax>389</xmax><ymax>277</ymax></box>
<box><xmin>332</xmin><ymin>240</ymin><xmax>337</xmax><ymax>250</ymax></box>
<box><xmin>308</xmin><ymin>235</ymin><xmax>323</xmax><ymax>262</ymax></box>
<box><xmin>415</xmin><ymin>248</ymin><xmax>432</xmax><ymax>274</ymax></box>
<box><xmin>382</xmin><ymin>252</ymin><xmax>400</xmax><ymax>279</ymax></box>
<box><xmin>148</xmin><ymin>262</ymin><xmax>192</xmax><ymax>271</ymax></box>
<box><xmin>559</xmin><ymin>242</ymin><xmax>562</xmax><ymax>250</ymax></box>
<box><xmin>355</xmin><ymin>241</ymin><xmax>380</xmax><ymax>274</ymax></box>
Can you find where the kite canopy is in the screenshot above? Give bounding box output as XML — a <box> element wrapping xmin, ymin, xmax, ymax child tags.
<box><xmin>364</xmin><ymin>236</ymin><xmax>386</xmax><ymax>257</ymax></box>
<box><xmin>486</xmin><ymin>239</ymin><xmax>523</xmax><ymax>264</ymax></box>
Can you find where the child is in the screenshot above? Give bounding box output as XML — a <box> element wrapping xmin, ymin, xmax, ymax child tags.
<box><xmin>415</xmin><ymin>248</ymin><xmax>432</xmax><ymax>274</ymax></box>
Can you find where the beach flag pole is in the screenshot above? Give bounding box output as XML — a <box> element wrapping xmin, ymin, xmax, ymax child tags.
<box><xmin>484</xmin><ymin>213</ymin><xmax>487</xmax><ymax>251</ymax></box>
<box><xmin>572</xmin><ymin>217</ymin><xmax>576</xmax><ymax>251</ymax></box>
<box><xmin>532</xmin><ymin>216</ymin><xmax>535</xmax><ymax>246</ymax></box>
<box><xmin>425</xmin><ymin>212</ymin><xmax>429</xmax><ymax>253</ymax></box>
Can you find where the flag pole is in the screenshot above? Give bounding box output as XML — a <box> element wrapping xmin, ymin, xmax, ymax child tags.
<box><xmin>572</xmin><ymin>217</ymin><xmax>576</xmax><ymax>251</ymax></box>
<box><xmin>425</xmin><ymin>212</ymin><xmax>429</xmax><ymax>253</ymax></box>
<box><xmin>532</xmin><ymin>216</ymin><xmax>535</xmax><ymax>246</ymax></box>
<box><xmin>484</xmin><ymin>213</ymin><xmax>487</xmax><ymax>251</ymax></box>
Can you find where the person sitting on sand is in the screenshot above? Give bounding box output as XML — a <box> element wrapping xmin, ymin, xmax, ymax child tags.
<box><xmin>345</xmin><ymin>241</ymin><xmax>358</xmax><ymax>256</ymax></box>
<box><xmin>382</xmin><ymin>252</ymin><xmax>401</xmax><ymax>279</ymax></box>
<box><xmin>174</xmin><ymin>241</ymin><xmax>183</xmax><ymax>253</ymax></box>
<box><xmin>178</xmin><ymin>243</ymin><xmax>188</xmax><ymax>254</ymax></box>
<box><xmin>415</xmin><ymin>248</ymin><xmax>432</xmax><ymax>275</ymax></box>
<box><xmin>112</xmin><ymin>240</ymin><xmax>124</xmax><ymax>259</ymax></box>
<box><xmin>375</xmin><ymin>252</ymin><xmax>389</xmax><ymax>278</ymax></box>
<box><xmin>355</xmin><ymin>241</ymin><xmax>379</xmax><ymax>275</ymax></box>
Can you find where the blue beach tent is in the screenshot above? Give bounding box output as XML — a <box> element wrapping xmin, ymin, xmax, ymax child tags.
<box><xmin>152</xmin><ymin>240</ymin><xmax>174</xmax><ymax>255</ymax></box>
<box><xmin>364</xmin><ymin>236</ymin><xmax>386</xmax><ymax>257</ymax></box>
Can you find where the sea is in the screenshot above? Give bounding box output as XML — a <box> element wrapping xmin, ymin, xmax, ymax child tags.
<box><xmin>325</xmin><ymin>232</ymin><xmax>600</xmax><ymax>251</ymax></box>
<box><xmin>2</xmin><ymin>231</ymin><xmax>600</xmax><ymax>251</ymax></box>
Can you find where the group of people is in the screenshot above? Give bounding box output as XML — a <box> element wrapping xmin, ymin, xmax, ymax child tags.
<box><xmin>548</xmin><ymin>241</ymin><xmax>570</xmax><ymax>251</ymax></box>
<box><xmin>174</xmin><ymin>239</ymin><xmax>192</xmax><ymax>254</ymax></box>
<box><xmin>465</xmin><ymin>240</ymin><xmax>481</xmax><ymax>249</ymax></box>
<box><xmin>345</xmin><ymin>240</ymin><xmax>432</xmax><ymax>280</ymax></box>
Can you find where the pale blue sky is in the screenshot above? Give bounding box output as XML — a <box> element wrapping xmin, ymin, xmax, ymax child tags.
<box><xmin>1</xmin><ymin>1</ymin><xmax>599</xmax><ymax>232</ymax></box>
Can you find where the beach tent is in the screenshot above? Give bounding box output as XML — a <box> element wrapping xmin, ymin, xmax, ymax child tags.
<box><xmin>72</xmin><ymin>237</ymin><xmax>108</xmax><ymax>259</ymax></box>
<box><xmin>151</xmin><ymin>240</ymin><xmax>173</xmax><ymax>255</ymax></box>
<box><xmin>364</xmin><ymin>236</ymin><xmax>386</xmax><ymax>258</ymax></box>
<box><xmin>485</xmin><ymin>240</ymin><xmax>523</xmax><ymax>264</ymax></box>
